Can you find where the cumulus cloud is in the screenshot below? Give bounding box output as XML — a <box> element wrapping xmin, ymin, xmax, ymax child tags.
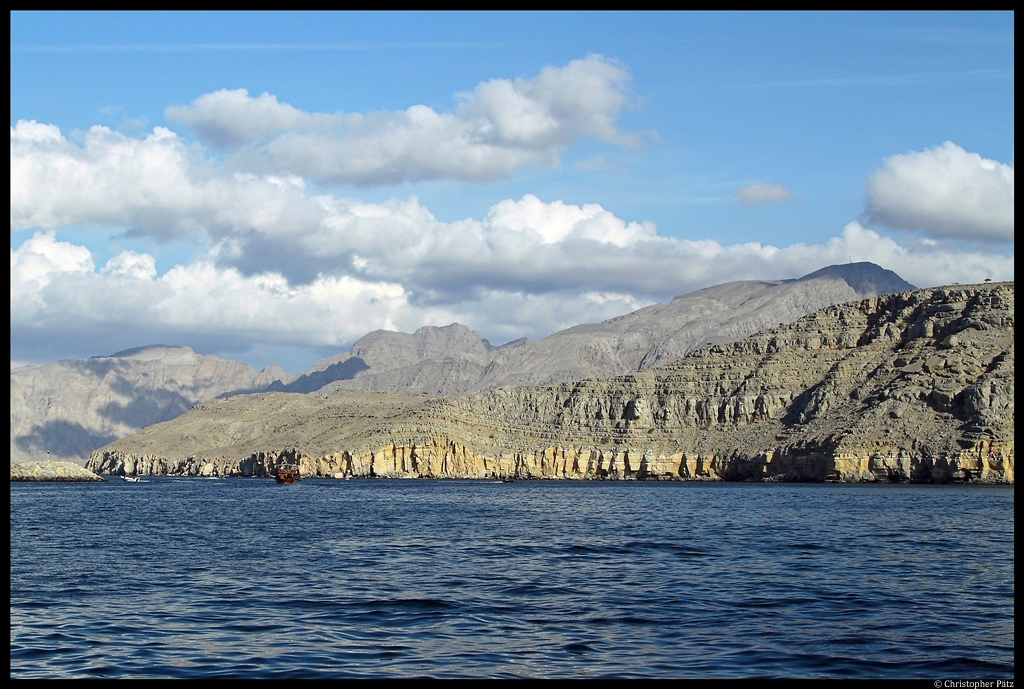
<box><xmin>10</xmin><ymin>119</ymin><xmax>1013</xmax><ymax>312</ymax></box>
<box><xmin>734</xmin><ymin>182</ymin><xmax>802</xmax><ymax>206</ymax></box>
<box><xmin>100</xmin><ymin>250</ymin><xmax>158</xmax><ymax>281</ymax></box>
<box><xmin>10</xmin><ymin>120</ymin><xmax>333</xmax><ymax>242</ymax></box>
<box><xmin>483</xmin><ymin>194</ymin><xmax>654</xmax><ymax>247</ymax></box>
<box><xmin>11</xmin><ymin>214</ymin><xmax>1014</xmax><ymax>371</ymax></box>
<box><xmin>11</xmin><ymin>232</ymin><xmax>417</xmax><ymax>349</ymax></box>
<box><xmin>10</xmin><ymin>120</ymin><xmax>656</xmax><ymax>294</ymax></box>
<box><xmin>163</xmin><ymin>54</ymin><xmax>637</xmax><ymax>185</ymax></box>
<box><xmin>10</xmin><ymin>231</ymin><xmax>94</xmax><ymax>282</ymax></box>
<box><xmin>12</xmin><ymin>120</ymin><xmax>205</xmax><ymax>239</ymax></box>
<box><xmin>10</xmin><ymin>114</ymin><xmax>1014</xmax><ymax>371</ymax></box>
<box><xmin>865</xmin><ymin>141</ymin><xmax>1014</xmax><ymax>242</ymax></box>
<box><xmin>165</xmin><ymin>89</ymin><xmax>329</xmax><ymax>151</ymax></box>
<box><xmin>10</xmin><ymin>232</ymin><xmax>95</xmax><ymax>323</ymax></box>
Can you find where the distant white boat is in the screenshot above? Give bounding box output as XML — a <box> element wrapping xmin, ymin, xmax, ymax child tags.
<box><xmin>121</xmin><ymin>475</ymin><xmax>140</xmax><ymax>482</ymax></box>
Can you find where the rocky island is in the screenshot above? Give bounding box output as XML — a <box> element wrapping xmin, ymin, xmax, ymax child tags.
<box><xmin>88</xmin><ymin>282</ymin><xmax>1014</xmax><ymax>484</ymax></box>
<box><xmin>11</xmin><ymin>460</ymin><xmax>106</xmax><ymax>482</ymax></box>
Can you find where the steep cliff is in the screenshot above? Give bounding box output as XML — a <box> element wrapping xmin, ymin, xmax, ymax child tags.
<box><xmin>89</xmin><ymin>282</ymin><xmax>1013</xmax><ymax>484</ymax></box>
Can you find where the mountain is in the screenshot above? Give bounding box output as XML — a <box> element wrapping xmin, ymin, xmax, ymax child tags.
<box><xmin>270</xmin><ymin>322</ymin><xmax>498</xmax><ymax>394</ymax></box>
<box><xmin>10</xmin><ymin>345</ymin><xmax>295</xmax><ymax>464</ymax></box>
<box><xmin>10</xmin><ymin>262</ymin><xmax>913</xmax><ymax>465</ymax></box>
<box><xmin>287</xmin><ymin>262</ymin><xmax>915</xmax><ymax>395</ymax></box>
<box><xmin>88</xmin><ymin>281</ymin><xmax>1014</xmax><ymax>484</ymax></box>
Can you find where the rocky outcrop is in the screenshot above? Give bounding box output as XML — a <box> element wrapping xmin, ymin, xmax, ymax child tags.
<box><xmin>11</xmin><ymin>460</ymin><xmax>106</xmax><ymax>482</ymax></box>
<box><xmin>89</xmin><ymin>282</ymin><xmax>1012</xmax><ymax>484</ymax></box>
<box><xmin>10</xmin><ymin>345</ymin><xmax>295</xmax><ymax>464</ymax></box>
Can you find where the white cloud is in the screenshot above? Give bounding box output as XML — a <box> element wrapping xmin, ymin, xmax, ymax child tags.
<box><xmin>164</xmin><ymin>54</ymin><xmax>637</xmax><ymax>185</ymax></box>
<box><xmin>826</xmin><ymin>221</ymin><xmax>1013</xmax><ymax>287</ymax></box>
<box><xmin>10</xmin><ymin>121</ymin><xmax>332</xmax><ymax>241</ymax></box>
<box><xmin>483</xmin><ymin>194</ymin><xmax>654</xmax><ymax>247</ymax></box>
<box><xmin>101</xmin><ymin>250</ymin><xmax>158</xmax><ymax>280</ymax></box>
<box><xmin>10</xmin><ymin>231</ymin><xmax>95</xmax><ymax>283</ymax></box>
<box><xmin>11</xmin><ymin>232</ymin><xmax>416</xmax><ymax>349</ymax></box>
<box><xmin>164</xmin><ymin>89</ymin><xmax>330</xmax><ymax>150</ymax></box>
<box><xmin>9</xmin><ymin>119</ymin><xmax>63</xmax><ymax>143</ymax></box>
<box><xmin>11</xmin><ymin>121</ymin><xmax>204</xmax><ymax>238</ymax></box>
<box><xmin>10</xmin><ymin>232</ymin><xmax>95</xmax><ymax>322</ymax></box>
<box><xmin>734</xmin><ymin>182</ymin><xmax>802</xmax><ymax>206</ymax></box>
<box><xmin>10</xmin><ymin>118</ymin><xmax>1014</xmax><ymax>322</ymax></box>
<box><xmin>11</xmin><ymin>216</ymin><xmax>1013</xmax><ymax>371</ymax></box>
<box><xmin>865</xmin><ymin>141</ymin><xmax>1014</xmax><ymax>242</ymax></box>
<box><xmin>10</xmin><ymin>109</ymin><xmax>1014</xmax><ymax>372</ymax></box>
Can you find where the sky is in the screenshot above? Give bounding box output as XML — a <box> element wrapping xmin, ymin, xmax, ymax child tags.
<box><xmin>11</xmin><ymin>11</ymin><xmax>1015</xmax><ymax>374</ymax></box>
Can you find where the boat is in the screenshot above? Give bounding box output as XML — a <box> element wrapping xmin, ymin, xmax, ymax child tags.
<box><xmin>502</xmin><ymin>477</ymin><xmax>515</xmax><ymax>483</ymax></box>
<box><xmin>121</xmin><ymin>475</ymin><xmax>140</xmax><ymax>482</ymax></box>
<box><xmin>275</xmin><ymin>464</ymin><xmax>300</xmax><ymax>484</ymax></box>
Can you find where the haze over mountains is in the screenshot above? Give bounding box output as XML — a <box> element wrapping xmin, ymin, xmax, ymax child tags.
<box><xmin>10</xmin><ymin>346</ymin><xmax>294</xmax><ymax>463</ymax></box>
<box><xmin>11</xmin><ymin>262</ymin><xmax>913</xmax><ymax>464</ymax></box>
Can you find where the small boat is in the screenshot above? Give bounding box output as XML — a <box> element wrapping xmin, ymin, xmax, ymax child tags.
<box><xmin>502</xmin><ymin>477</ymin><xmax>515</xmax><ymax>483</ymax></box>
<box><xmin>121</xmin><ymin>475</ymin><xmax>140</xmax><ymax>482</ymax></box>
<box><xmin>275</xmin><ymin>464</ymin><xmax>300</xmax><ymax>484</ymax></box>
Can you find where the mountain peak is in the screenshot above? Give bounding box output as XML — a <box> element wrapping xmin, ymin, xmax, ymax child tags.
<box><xmin>100</xmin><ymin>345</ymin><xmax>199</xmax><ymax>362</ymax></box>
<box><xmin>796</xmin><ymin>262</ymin><xmax>916</xmax><ymax>295</ymax></box>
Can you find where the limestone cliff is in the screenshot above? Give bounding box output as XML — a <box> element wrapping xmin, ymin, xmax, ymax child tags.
<box><xmin>89</xmin><ymin>282</ymin><xmax>1013</xmax><ymax>484</ymax></box>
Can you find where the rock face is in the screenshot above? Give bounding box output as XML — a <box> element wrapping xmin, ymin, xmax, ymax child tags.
<box><xmin>10</xmin><ymin>345</ymin><xmax>295</xmax><ymax>464</ymax></box>
<box><xmin>288</xmin><ymin>262</ymin><xmax>915</xmax><ymax>396</ymax></box>
<box><xmin>89</xmin><ymin>282</ymin><xmax>1013</xmax><ymax>484</ymax></box>
<box><xmin>11</xmin><ymin>460</ymin><xmax>106</xmax><ymax>482</ymax></box>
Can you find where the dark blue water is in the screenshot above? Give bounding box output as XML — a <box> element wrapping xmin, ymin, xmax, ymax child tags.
<box><xmin>10</xmin><ymin>478</ymin><xmax>1015</xmax><ymax>678</ymax></box>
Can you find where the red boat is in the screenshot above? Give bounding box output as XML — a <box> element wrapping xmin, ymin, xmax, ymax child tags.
<box><xmin>275</xmin><ymin>464</ymin><xmax>300</xmax><ymax>484</ymax></box>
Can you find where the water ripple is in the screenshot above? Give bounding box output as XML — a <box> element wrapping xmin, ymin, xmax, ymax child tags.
<box><xmin>11</xmin><ymin>479</ymin><xmax>1015</xmax><ymax>678</ymax></box>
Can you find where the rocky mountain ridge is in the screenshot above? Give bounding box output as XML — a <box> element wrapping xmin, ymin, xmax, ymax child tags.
<box><xmin>281</xmin><ymin>261</ymin><xmax>915</xmax><ymax>395</ymax></box>
<box><xmin>10</xmin><ymin>262</ymin><xmax>913</xmax><ymax>464</ymax></box>
<box><xmin>10</xmin><ymin>345</ymin><xmax>295</xmax><ymax>464</ymax></box>
<box><xmin>89</xmin><ymin>281</ymin><xmax>1013</xmax><ymax>484</ymax></box>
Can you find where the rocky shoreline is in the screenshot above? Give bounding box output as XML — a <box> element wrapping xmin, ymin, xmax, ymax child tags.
<box><xmin>11</xmin><ymin>460</ymin><xmax>106</xmax><ymax>482</ymax></box>
<box><xmin>90</xmin><ymin>444</ymin><xmax>1007</xmax><ymax>484</ymax></box>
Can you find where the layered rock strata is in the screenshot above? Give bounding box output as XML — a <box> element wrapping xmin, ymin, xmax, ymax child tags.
<box><xmin>89</xmin><ymin>282</ymin><xmax>1014</xmax><ymax>484</ymax></box>
<box><xmin>11</xmin><ymin>460</ymin><xmax>106</xmax><ymax>482</ymax></box>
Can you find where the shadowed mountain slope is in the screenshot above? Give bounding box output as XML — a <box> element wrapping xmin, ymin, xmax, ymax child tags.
<box><xmin>10</xmin><ymin>346</ymin><xmax>294</xmax><ymax>464</ymax></box>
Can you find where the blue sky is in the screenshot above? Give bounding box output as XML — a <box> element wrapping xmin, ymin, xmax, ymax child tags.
<box><xmin>11</xmin><ymin>11</ymin><xmax>1015</xmax><ymax>373</ymax></box>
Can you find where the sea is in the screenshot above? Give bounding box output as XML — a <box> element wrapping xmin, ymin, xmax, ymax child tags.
<box><xmin>10</xmin><ymin>478</ymin><xmax>1015</xmax><ymax>679</ymax></box>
